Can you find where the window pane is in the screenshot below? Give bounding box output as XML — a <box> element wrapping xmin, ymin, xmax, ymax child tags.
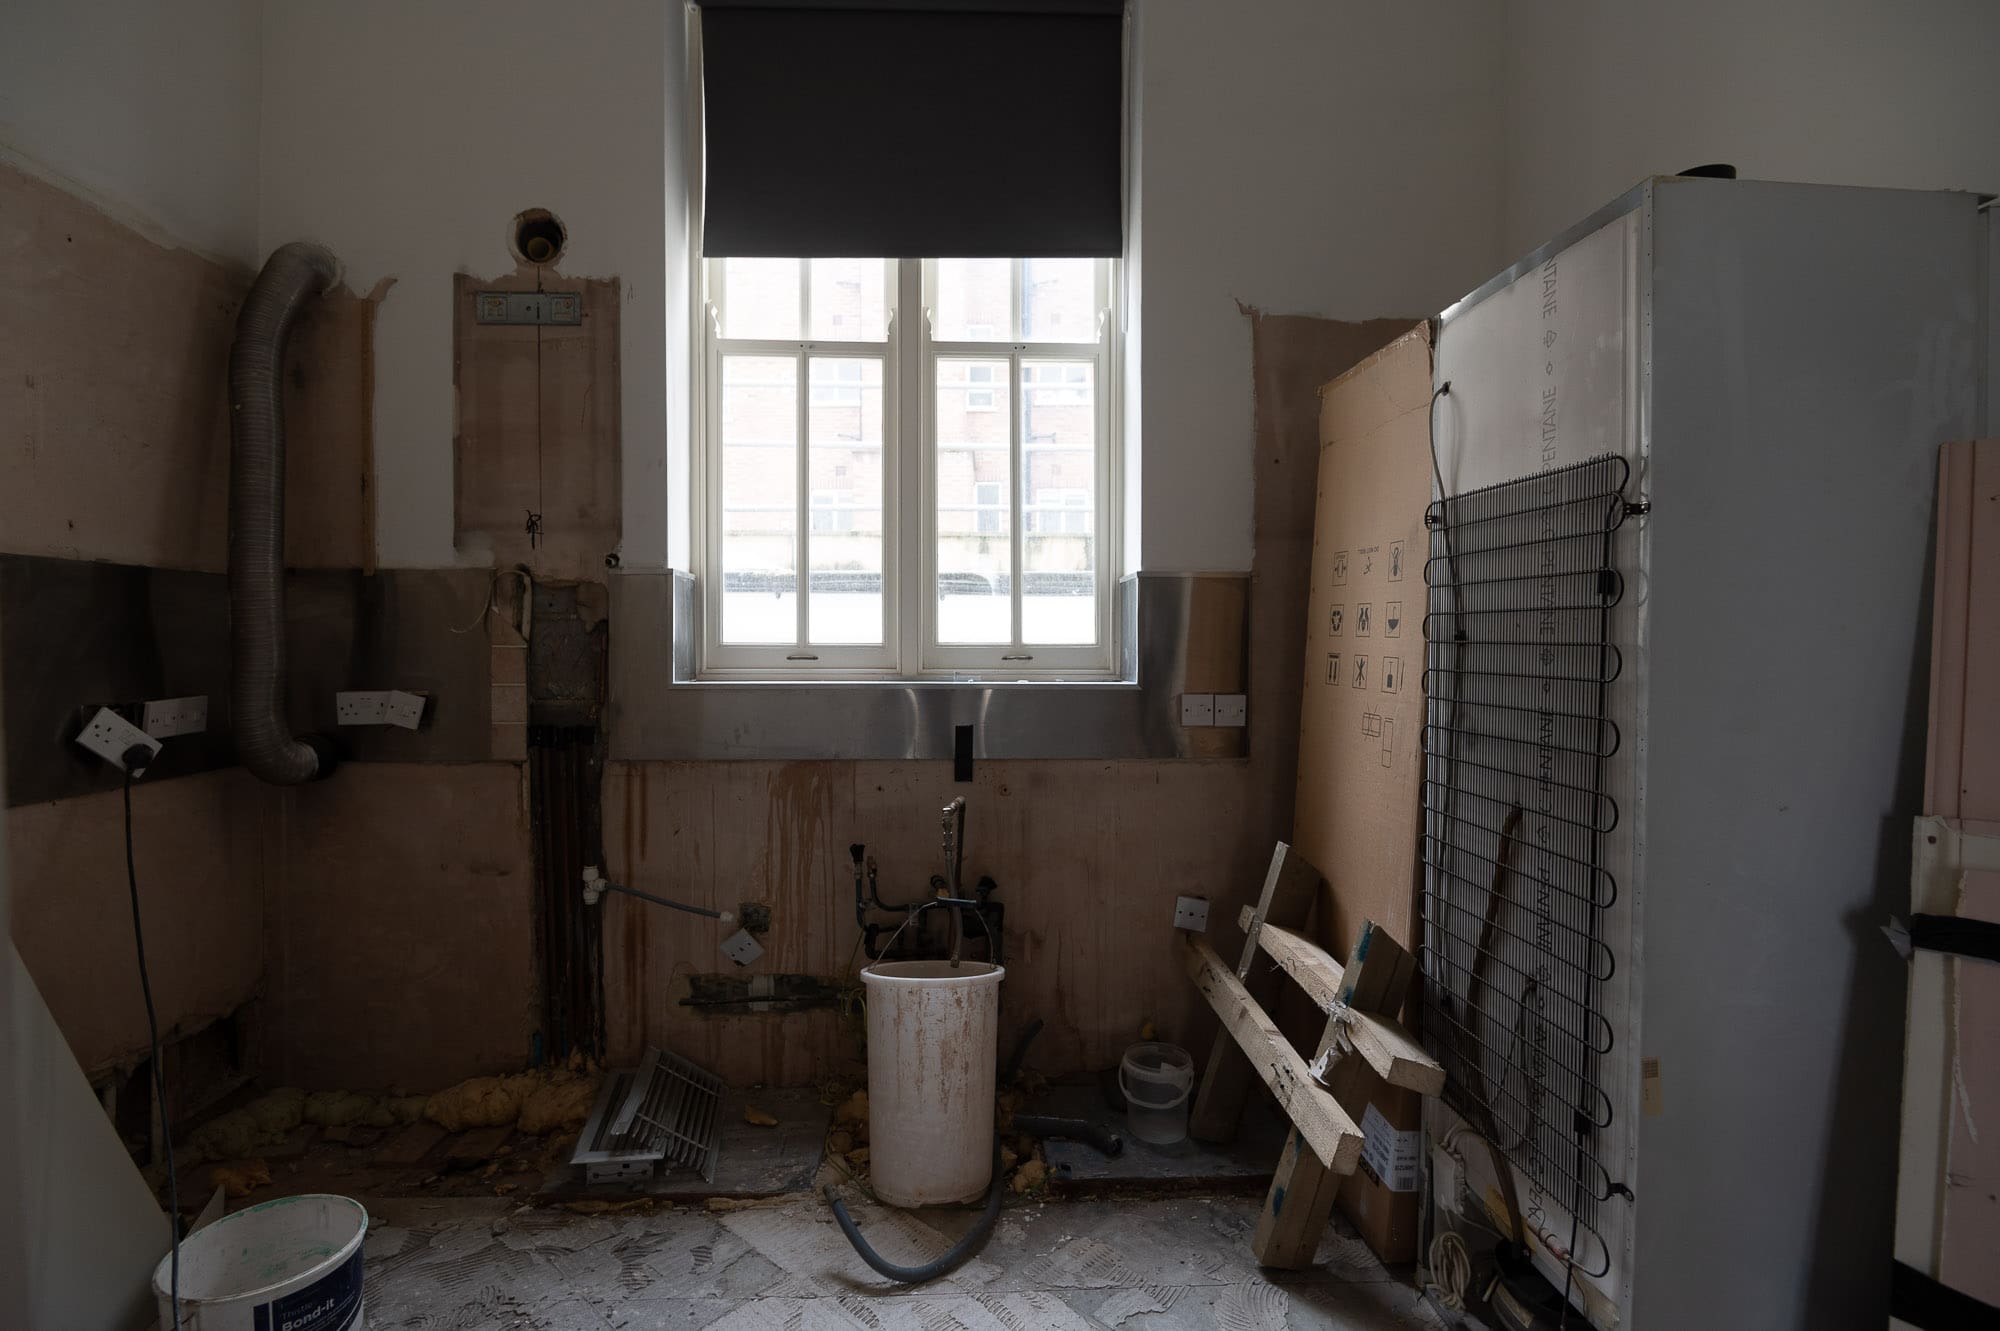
<box><xmin>933</xmin><ymin>258</ymin><xmax>1012</xmax><ymax>341</ymax></box>
<box><xmin>809</xmin><ymin>259</ymin><xmax>888</xmax><ymax>342</ymax></box>
<box><xmin>721</xmin><ymin>258</ymin><xmax>799</xmax><ymax>340</ymax></box>
<box><xmin>936</xmin><ymin>358</ymin><xmax>1012</xmax><ymax>644</ymax></box>
<box><xmin>1021</xmin><ymin>360</ymin><xmax>1095</xmax><ymax>644</ymax></box>
<box><xmin>1021</xmin><ymin>258</ymin><xmax>1097</xmax><ymax>342</ymax></box>
<box><xmin>719</xmin><ymin>355</ymin><xmax>797</xmax><ymax>644</ymax></box>
<box><xmin>808</xmin><ymin>357</ymin><xmax>885</xmax><ymax>644</ymax></box>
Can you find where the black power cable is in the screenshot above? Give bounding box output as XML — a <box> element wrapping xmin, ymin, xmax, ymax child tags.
<box><xmin>122</xmin><ymin>755</ymin><xmax>181</xmax><ymax>1329</ymax></box>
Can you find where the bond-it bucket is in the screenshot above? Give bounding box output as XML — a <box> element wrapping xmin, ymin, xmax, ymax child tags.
<box><xmin>153</xmin><ymin>1193</ymin><xmax>368</xmax><ymax>1331</ymax></box>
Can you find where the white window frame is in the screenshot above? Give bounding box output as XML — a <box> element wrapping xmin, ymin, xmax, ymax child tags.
<box><xmin>696</xmin><ymin>256</ymin><xmax>1120</xmax><ymax>679</ymax></box>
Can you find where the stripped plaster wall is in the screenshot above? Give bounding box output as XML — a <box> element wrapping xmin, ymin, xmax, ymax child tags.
<box><xmin>600</xmin><ymin>316</ymin><xmax>1414</xmax><ymax>1086</ymax></box>
<box><xmin>0</xmin><ymin>159</ymin><xmax>265</xmax><ymax>1075</ymax></box>
<box><xmin>16</xmin><ymin>0</ymin><xmax>2000</xmax><ymax>1104</ymax></box>
<box><xmin>244</xmin><ymin>0</ymin><xmax>1500</xmax><ymax>1089</ymax></box>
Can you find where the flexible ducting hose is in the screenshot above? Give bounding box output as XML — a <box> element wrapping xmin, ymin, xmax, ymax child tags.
<box><xmin>229</xmin><ymin>242</ymin><xmax>340</xmax><ymax>785</ymax></box>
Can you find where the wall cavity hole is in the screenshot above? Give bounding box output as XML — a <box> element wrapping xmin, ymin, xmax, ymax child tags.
<box><xmin>513</xmin><ymin>209</ymin><xmax>566</xmax><ymax>266</ymax></box>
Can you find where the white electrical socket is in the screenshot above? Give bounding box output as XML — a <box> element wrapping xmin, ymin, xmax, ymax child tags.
<box><xmin>335</xmin><ymin>691</ymin><xmax>390</xmax><ymax>725</ymax></box>
<box><xmin>339</xmin><ymin>690</ymin><xmax>429</xmax><ymax>728</ymax></box>
<box><xmin>1174</xmin><ymin>895</ymin><xmax>1211</xmax><ymax>931</ymax></box>
<box><xmin>1213</xmin><ymin>694</ymin><xmax>1247</xmax><ymax>728</ymax></box>
<box><xmin>721</xmin><ymin>929</ymin><xmax>764</xmax><ymax>967</ymax></box>
<box><xmin>142</xmin><ymin>695</ymin><xmax>209</xmax><ymax>739</ymax></box>
<box><xmin>75</xmin><ymin>707</ymin><xmax>162</xmax><ymax>773</ymax></box>
<box><xmin>383</xmin><ymin>690</ymin><xmax>427</xmax><ymax>730</ymax></box>
<box><xmin>1179</xmin><ymin>693</ymin><xmax>1215</xmax><ymax>726</ymax></box>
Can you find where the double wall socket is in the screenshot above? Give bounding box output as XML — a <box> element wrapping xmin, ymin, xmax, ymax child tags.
<box><xmin>142</xmin><ymin>695</ymin><xmax>209</xmax><ymax>738</ymax></box>
<box><xmin>336</xmin><ymin>690</ymin><xmax>428</xmax><ymax>730</ymax></box>
<box><xmin>1179</xmin><ymin>694</ymin><xmax>1248</xmax><ymax>728</ymax></box>
<box><xmin>75</xmin><ymin>707</ymin><xmax>162</xmax><ymax>773</ymax></box>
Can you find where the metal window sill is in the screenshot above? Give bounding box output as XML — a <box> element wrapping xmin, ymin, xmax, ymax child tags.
<box><xmin>605</xmin><ymin>571</ymin><xmax>1241</xmax><ymax>761</ymax></box>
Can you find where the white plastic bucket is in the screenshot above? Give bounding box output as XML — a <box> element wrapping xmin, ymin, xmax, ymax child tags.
<box><xmin>153</xmin><ymin>1193</ymin><xmax>368</xmax><ymax>1331</ymax></box>
<box><xmin>1120</xmin><ymin>1041</ymin><xmax>1194</xmax><ymax>1145</ymax></box>
<box><xmin>861</xmin><ymin>960</ymin><xmax>1005</xmax><ymax>1206</ymax></box>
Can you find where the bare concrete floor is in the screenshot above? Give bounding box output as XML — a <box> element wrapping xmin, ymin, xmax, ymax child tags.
<box><xmin>360</xmin><ymin>1192</ymin><xmax>1447</xmax><ymax>1330</ymax></box>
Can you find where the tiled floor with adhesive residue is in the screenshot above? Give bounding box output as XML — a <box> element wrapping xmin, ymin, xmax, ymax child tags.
<box><xmin>360</xmin><ymin>1193</ymin><xmax>1445</xmax><ymax>1329</ymax></box>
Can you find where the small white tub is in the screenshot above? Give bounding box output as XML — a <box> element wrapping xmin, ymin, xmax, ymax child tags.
<box><xmin>862</xmin><ymin>960</ymin><xmax>1005</xmax><ymax>1206</ymax></box>
<box><xmin>153</xmin><ymin>1192</ymin><xmax>368</xmax><ymax>1331</ymax></box>
<box><xmin>1120</xmin><ymin>1041</ymin><xmax>1194</xmax><ymax>1145</ymax></box>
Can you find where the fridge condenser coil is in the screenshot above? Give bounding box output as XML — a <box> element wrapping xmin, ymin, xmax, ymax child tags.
<box><xmin>1420</xmin><ymin>453</ymin><xmax>1632</xmax><ymax>1272</ymax></box>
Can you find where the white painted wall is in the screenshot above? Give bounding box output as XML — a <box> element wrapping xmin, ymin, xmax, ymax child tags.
<box><xmin>0</xmin><ymin>0</ymin><xmax>262</xmax><ymax>265</ymax></box>
<box><xmin>1499</xmin><ymin>0</ymin><xmax>2000</xmax><ymax>259</ymax></box>
<box><xmin>255</xmin><ymin>0</ymin><xmax>1505</xmax><ymax>575</ymax></box>
<box><xmin>254</xmin><ymin>0</ymin><xmax>2000</xmax><ymax>575</ymax></box>
<box><xmin>1135</xmin><ymin>0</ymin><xmax>1506</xmax><ymax>570</ymax></box>
<box><xmin>258</xmin><ymin>0</ymin><xmax>674</xmax><ymax>570</ymax></box>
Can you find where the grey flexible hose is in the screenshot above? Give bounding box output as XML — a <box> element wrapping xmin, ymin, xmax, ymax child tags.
<box><xmin>229</xmin><ymin>242</ymin><xmax>339</xmax><ymax>784</ymax></box>
<box><xmin>824</xmin><ymin>1017</ymin><xmax>1044</xmax><ymax>1285</ymax></box>
<box><xmin>824</xmin><ymin>1139</ymin><xmax>1006</xmax><ymax>1285</ymax></box>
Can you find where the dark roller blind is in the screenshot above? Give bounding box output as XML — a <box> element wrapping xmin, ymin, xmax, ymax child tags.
<box><xmin>699</xmin><ymin>1</ymin><xmax>1126</xmax><ymax>258</ymax></box>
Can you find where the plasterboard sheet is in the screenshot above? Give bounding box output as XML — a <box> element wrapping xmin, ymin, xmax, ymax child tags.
<box><xmin>1431</xmin><ymin>205</ymin><xmax>1645</xmax><ymax>1321</ymax></box>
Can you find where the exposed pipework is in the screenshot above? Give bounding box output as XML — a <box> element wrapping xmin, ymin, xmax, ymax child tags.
<box><xmin>229</xmin><ymin>241</ymin><xmax>340</xmax><ymax>785</ymax></box>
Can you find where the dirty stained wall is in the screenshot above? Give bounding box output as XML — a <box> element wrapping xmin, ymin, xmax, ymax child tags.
<box><xmin>259</xmin><ymin>763</ymin><xmax>536</xmax><ymax>1091</ymax></box>
<box><xmin>0</xmin><ymin>159</ymin><xmax>262</xmax><ymax>1077</ymax></box>
<box><xmin>600</xmin><ymin>315</ymin><xmax>1413</xmax><ymax>1087</ymax></box>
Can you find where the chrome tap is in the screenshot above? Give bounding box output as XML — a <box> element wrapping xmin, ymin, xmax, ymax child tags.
<box><xmin>940</xmin><ymin>796</ymin><xmax>967</xmax><ymax>899</ymax></box>
<box><xmin>940</xmin><ymin>796</ymin><xmax>968</xmax><ymax>966</ymax></box>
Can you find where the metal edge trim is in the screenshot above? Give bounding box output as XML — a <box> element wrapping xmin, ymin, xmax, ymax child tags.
<box><xmin>607</xmin><ymin>570</ymin><xmax>1236</xmax><ymax>760</ymax></box>
<box><xmin>1441</xmin><ymin>181</ymin><xmax>1651</xmax><ymax>328</ymax></box>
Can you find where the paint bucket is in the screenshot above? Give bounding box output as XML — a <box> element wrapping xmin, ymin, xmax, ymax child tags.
<box><xmin>1120</xmin><ymin>1041</ymin><xmax>1194</xmax><ymax>1145</ymax></box>
<box><xmin>861</xmin><ymin>959</ymin><xmax>1005</xmax><ymax>1206</ymax></box>
<box><xmin>153</xmin><ymin>1193</ymin><xmax>368</xmax><ymax>1331</ymax></box>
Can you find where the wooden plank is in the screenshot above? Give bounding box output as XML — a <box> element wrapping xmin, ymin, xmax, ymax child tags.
<box><xmin>1957</xmin><ymin>442</ymin><xmax>2000</xmax><ymax>824</ymax></box>
<box><xmin>1252</xmin><ymin>919</ymin><xmax>1419</xmax><ymax>1269</ymax></box>
<box><xmin>1924</xmin><ymin>441</ymin><xmax>1974</xmax><ymax>819</ymax></box>
<box><xmin>1189</xmin><ymin>843</ymin><xmax>1325</xmax><ymax>1143</ymax></box>
<box><xmin>1240</xmin><ymin>903</ymin><xmax>1344</xmax><ymax>1006</ymax></box>
<box><xmin>1181</xmin><ymin>933</ymin><xmax>1362</xmax><ymax>1175</ymax></box>
<box><xmin>1238</xmin><ymin>906</ymin><xmax>1443</xmax><ymax>1096</ymax></box>
<box><xmin>1940</xmin><ymin>868</ymin><xmax>2000</xmax><ymax>1304</ymax></box>
<box><xmin>1</xmin><ymin>160</ymin><xmax>240</xmax><ymax>572</ymax></box>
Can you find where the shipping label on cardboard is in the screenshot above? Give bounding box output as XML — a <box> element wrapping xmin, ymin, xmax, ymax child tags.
<box><xmin>1360</xmin><ymin>1102</ymin><xmax>1421</xmax><ymax>1193</ymax></box>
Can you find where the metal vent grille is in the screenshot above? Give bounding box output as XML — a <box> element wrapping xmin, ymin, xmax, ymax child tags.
<box><xmin>571</xmin><ymin>1047</ymin><xmax>724</xmax><ymax>1185</ymax></box>
<box><xmin>615</xmin><ymin>1047</ymin><xmax>724</xmax><ymax>1182</ymax></box>
<box><xmin>1420</xmin><ymin>453</ymin><xmax>1630</xmax><ymax>1257</ymax></box>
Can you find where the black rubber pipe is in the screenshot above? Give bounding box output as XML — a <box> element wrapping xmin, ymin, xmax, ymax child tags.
<box><xmin>1001</xmin><ymin>1017</ymin><xmax>1044</xmax><ymax>1085</ymax></box>
<box><xmin>824</xmin><ymin>1138</ymin><xmax>1006</xmax><ymax>1285</ymax></box>
<box><xmin>1012</xmin><ymin>1114</ymin><xmax>1123</xmax><ymax>1158</ymax></box>
<box><xmin>824</xmin><ymin>1017</ymin><xmax>1044</xmax><ymax>1285</ymax></box>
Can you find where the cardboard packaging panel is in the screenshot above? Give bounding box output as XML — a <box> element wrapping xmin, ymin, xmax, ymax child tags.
<box><xmin>1293</xmin><ymin>321</ymin><xmax>1435</xmax><ymax>1263</ymax></box>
